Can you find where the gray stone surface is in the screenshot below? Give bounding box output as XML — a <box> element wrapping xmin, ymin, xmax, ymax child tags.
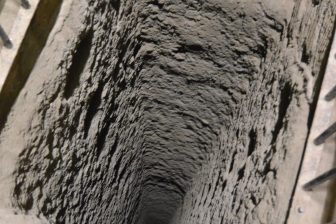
<box><xmin>0</xmin><ymin>0</ymin><xmax>335</xmax><ymax>223</ymax></box>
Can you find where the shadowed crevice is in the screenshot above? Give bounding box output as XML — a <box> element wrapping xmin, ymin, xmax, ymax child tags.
<box><xmin>64</xmin><ymin>29</ymin><xmax>93</xmax><ymax>99</ymax></box>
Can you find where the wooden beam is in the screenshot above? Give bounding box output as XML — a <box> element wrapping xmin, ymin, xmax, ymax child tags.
<box><xmin>0</xmin><ymin>0</ymin><xmax>39</xmax><ymax>91</ymax></box>
<box><xmin>287</xmin><ymin>31</ymin><xmax>336</xmax><ymax>223</ymax></box>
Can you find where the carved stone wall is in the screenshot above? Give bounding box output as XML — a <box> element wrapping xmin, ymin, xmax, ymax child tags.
<box><xmin>0</xmin><ymin>0</ymin><xmax>335</xmax><ymax>224</ymax></box>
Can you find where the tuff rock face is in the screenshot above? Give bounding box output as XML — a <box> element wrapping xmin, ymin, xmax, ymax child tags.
<box><xmin>0</xmin><ymin>0</ymin><xmax>335</xmax><ymax>224</ymax></box>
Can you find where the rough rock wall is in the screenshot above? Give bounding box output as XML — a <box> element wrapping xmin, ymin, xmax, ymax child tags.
<box><xmin>172</xmin><ymin>1</ymin><xmax>336</xmax><ymax>224</ymax></box>
<box><xmin>0</xmin><ymin>0</ymin><xmax>335</xmax><ymax>224</ymax></box>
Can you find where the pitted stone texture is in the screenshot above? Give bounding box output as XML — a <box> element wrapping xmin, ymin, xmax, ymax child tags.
<box><xmin>0</xmin><ymin>0</ymin><xmax>335</xmax><ymax>224</ymax></box>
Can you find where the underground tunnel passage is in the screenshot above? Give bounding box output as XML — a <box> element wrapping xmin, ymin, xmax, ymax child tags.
<box><xmin>0</xmin><ymin>0</ymin><xmax>335</xmax><ymax>224</ymax></box>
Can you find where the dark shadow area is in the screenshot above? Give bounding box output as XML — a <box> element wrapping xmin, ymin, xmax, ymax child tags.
<box><xmin>63</xmin><ymin>29</ymin><xmax>93</xmax><ymax>99</ymax></box>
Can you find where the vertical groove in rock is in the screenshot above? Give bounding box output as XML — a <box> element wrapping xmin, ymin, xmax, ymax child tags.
<box><xmin>63</xmin><ymin>29</ymin><xmax>94</xmax><ymax>99</ymax></box>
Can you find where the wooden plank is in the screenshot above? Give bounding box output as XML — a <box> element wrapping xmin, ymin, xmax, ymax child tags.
<box><xmin>287</xmin><ymin>32</ymin><xmax>336</xmax><ymax>223</ymax></box>
<box><xmin>0</xmin><ymin>0</ymin><xmax>20</xmax><ymax>50</ymax></box>
<box><xmin>0</xmin><ymin>0</ymin><xmax>39</xmax><ymax>91</ymax></box>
